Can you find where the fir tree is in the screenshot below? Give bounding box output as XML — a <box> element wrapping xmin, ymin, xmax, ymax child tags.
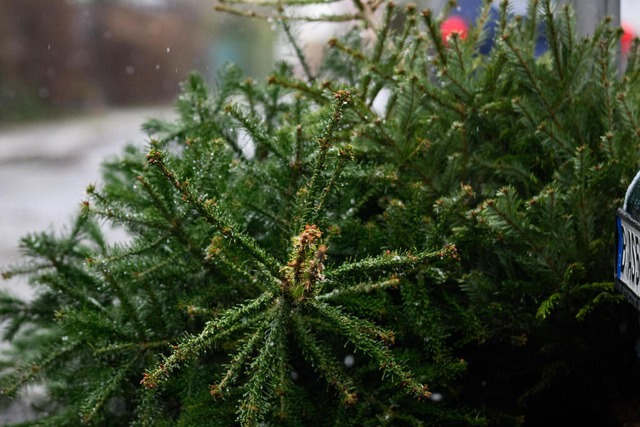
<box><xmin>2</xmin><ymin>1</ymin><xmax>640</xmax><ymax>425</ymax></box>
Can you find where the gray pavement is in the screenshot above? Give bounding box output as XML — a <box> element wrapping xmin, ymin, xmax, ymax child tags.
<box><xmin>0</xmin><ymin>107</ymin><xmax>174</xmax><ymax>296</ymax></box>
<box><xmin>0</xmin><ymin>107</ymin><xmax>173</xmax><ymax>424</ymax></box>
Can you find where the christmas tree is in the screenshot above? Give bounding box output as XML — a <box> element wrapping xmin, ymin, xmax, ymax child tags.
<box><xmin>3</xmin><ymin>0</ymin><xmax>640</xmax><ymax>425</ymax></box>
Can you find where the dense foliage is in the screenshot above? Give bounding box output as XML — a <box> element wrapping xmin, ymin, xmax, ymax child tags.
<box><xmin>3</xmin><ymin>0</ymin><xmax>640</xmax><ymax>425</ymax></box>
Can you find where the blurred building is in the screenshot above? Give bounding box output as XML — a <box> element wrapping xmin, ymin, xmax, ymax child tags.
<box><xmin>0</xmin><ymin>0</ymin><xmax>273</xmax><ymax>122</ymax></box>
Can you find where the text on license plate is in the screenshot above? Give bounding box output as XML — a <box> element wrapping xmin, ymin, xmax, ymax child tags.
<box><xmin>617</xmin><ymin>214</ymin><xmax>640</xmax><ymax>293</ymax></box>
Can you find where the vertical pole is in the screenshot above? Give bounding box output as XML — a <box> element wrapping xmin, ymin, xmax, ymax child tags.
<box><xmin>558</xmin><ymin>0</ymin><xmax>620</xmax><ymax>37</ymax></box>
<box><xmin>559</xmin><ymin>0</ymin><xmax>621</xmax><ymax>73</ymax></box>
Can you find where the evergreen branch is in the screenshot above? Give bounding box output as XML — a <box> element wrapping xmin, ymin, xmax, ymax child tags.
<box><xmin>86</xmin><ymin>205</ymin><xmax>168</xmax><ymax>233</ymax></box>
<box><xmin>597</xmin><ymin>39</ymin><xmax>615</xmax><ymax>130</ymax></box>
<box><xmin>0</xmin><ymin>293</ymin><xmax>29</xmax><ymax>340</ymax></box>
<box><xmin>291</xmin><ymin>315</ymin><xmax>358</xmax><ymax>405</ymax></box>
<box><xmin>541</xmin><ymin>0</ymin><xmax>564</xmax><ymax>80</ymax></box>
<box><xmin>536</xmin><ymin>292</ymin><xmax>561</xmax><ymax>320</ymax></box>
<box><xmin>93</xmin><ymin>246</ymin><xmax>172</xmax><ymax>330</ymax></box>
<box><xmin>214</xmin><ymin>4</ymin><xmax>361</xmax><ymax>22</ymax></box>
<box><xmin>468</xmin><ymin>0</ymin><xmax>494</xmax><ymax>52</ymax></box>
<box><xmin>210</xmin><ymin>320</ymin><xmax>270</xmax><ymax>399</ymax></box>
<box><xmin>142</xmin><ymin>118</ymin><xmax>187</xmax><ymax>146</ymax></box>
<box><xmin>422</xmin><ymin>8</ymin><xmax>448</xmax><ymax>67</ymax></box>
<box><xmin>481</xmin><ymin>189</ymin><xmax>565</xmax><ymax>281</ymax></box>
<box><xmin>224</xmin><ymin>104</ymin><xmax>288</xmax><ymax>161</ymax></box>
<box><xmin>575</xmin><ymin>289</ymin><xmax>622</xmax><ymax>321</ymax></box>
<box><xmin>327</xmin><ymin>38</ymin><xmax>366</xmax><ymax>62</ymax></box>
<box><xmin>511</xmin><ymin>97</ymin><xmax>572</xmax><ymax>156</ymax></box>
<box><xmin>237</xmin><ymin>298</ymin><xmax>288</xmax><ymax>426</ymax></box>
<box><xmin>326</xmin><ymin>245</ymin><xmax>458</xmax><ymax>283</ymax></box>
<box><xmin>96</xmin><ymin>264</ymin><xmax>147</xmax><ymax>338</ymax></box>
<box><xmin>316</xmin><ymin>276</ymin><xmax>400</xmax><ymax>300</ymax></box>
<box><xmin>440</xmin><ymin>64</ymin><xmax>473</xmax><ymax>102</ymax></box>
<box><xmin>327</xmin><ymin>38</ymin><xmax>394</xmax><ymax>105</ymax></box>
<box><xmin>237</xmin><ymin>157</ymin><xmax>295</xmax><ymax>198</ymax></box>
<box><xmin>560</xmin><ymin>2</ymin><xmax>574</xmax><ymax>54</ymax></box>
<box><xmin>98</xmin><ymin>233</ymin><xmax>171</xmax><ymax>264</ymax></box>
<box><xmin>35</xmin><ymin>270</ymin><xmax>107</xmax><ymax>315</ymax></box>
<box><xmin>293</xmin><ymin>99</ymin><xmax>305</xmax><ymax>170</ymax></box>
<box><xmin>92</xmin><ymin>340</ymin><xmax>169</xmax><ymax>356</ymax></box>
<box><xmin>1</xmin><ymin>343</ymin><xmax>80</xmax><ymax>397</ymax></box>
<box><xmin>267</xmin><ymin>73</ymin><xmax>329</xmax><ymax>103</ymax></box>
<box><xmin>57</xmin><ymin>307</ymin><xmax>130</xmax><ymax>341</ymax></box>
<box><xmin>361</xmin><ymin>1</ymin><xmax>396</xmax><ymax>101</ymax></box>
<box><xmin>519</xmin><ymin>1</ymin><xmax>540</xmax><ymax>58</ymax></box>
<box><xmin>497</xmin><ymin>0</ymin><xmax>509</xmax><ymax>33</ymax></box>
<box><xmin>273</xmin><ymin>308</ymin><xmax>296</xmax><ymax>422</ymax></box>
<box><xmin>626</xmin><ymin>40</ymin><xmax>640</xmax><ymax>85</ymax></box>
<box><xmin>310</xmin><ymin>301</ymin><xmax>430</xmax><ymax>399</ymax></box>
<box><xmin>296</xmin><ymin>90</ymin><xmax>352</xmax><ymax>227</ymax></box>
<box><xmin>310</xmin><ymin>300</ymin><xmax>395</xmax><ymax>344</ymax></box>
<box><xmin>80</xmin><ymin>357</ymin><xmax>138</xmax><ymax>424</ymax></box>
<box><xmin>141</xmin><ymin>291</ymin><xmax>275</xmax><ymax>389</ymax></box>
<box><xmin>1</xmin><ymin>262</ymin><xmax>57</xmax><ymax>281</ymax></box>
<box><xmin>209</xmin><ymin>328</ymin><xmax>264</xmax><ymax>398</ymax></box>
<box><xmin>383</xmin><ymin>89</ymin><xmax>398</xmax><ymax>120</ymax></box>
<box><xmin>345</xmin><ymin>92</ymin><xmax>397</xmax><ymax>147</ymax></box>
<box><xmin>451</xmin><ymin>35</ymin><xmax>467</xmax><ymax>76</ymax></box>
<box><xmin>135</xmin><ymin>175</ymin><xmax>218</xmax><ymax>274</ymax></box>
<box><xmin>481</xmin><ymin>187</ymin><xmax>528</xmax><ymax>238</ymax></box>
<box><xmin>129</xmin><ymin>256</ymin><xmax>177</xmax><ymax>281</ymax></box>
<box><xmin>280</xmin><ymin>18</ymin><xmax>315</xmax><ymax>82</ymax></box>
<box><xmin>133</xmin><ymin>388</ymin><xmax>168</xmax><ymax>427</ymax></box>
<box><xmin>238</xmin><ymin>77</ymin><xmax>259</xmax><ymax>116</ymax></box>
<box><xmin>356</xmin><ymin>119</ymin><xmax>396</xmax><ymax>150</ymax></box>
<box><xmin>242</xmin><ymin>197</ymin><xmax>290</xmax><ymax>235</ymax></box>
<box><xmin>617</xmin><ymin>91</ymin><xmax>640</xmax><ymax>136</ymax></box>
<box><xmin>417</xmin><ymin>82</ymin><xmax>466</xmax><ymax>116</ymax></box>
<box><xmin>389</xmin><ymin>4</ymin><xmax>419</xmax><ymax>67</ymax></box>
<box><xmin>137</xmin><ymin>277</ymin><xmax>167</xmax><ymax>332</ymax></box>
<box><xmin>313</xmin><ymin>146</ymin><xmax>353</xmax><ymax>220</ymax></box>
<box><xmin>87</xmin><ymin>185</ymin><xmax>181</xmax><ymax>234</ymax></box>
<box><xmin>0</xmin><ymin>290</ymin><xmax>29</xmax><ymax>320</ymax></box>
<box><xmin>147</xmin><ymin>150</ymin><xmax>283</xmax><ymax>284</ymax></box>
<box><xmin>208</xmin><ymin>250</ymin><xmax>272</xmax><ymax>297</ymax></box>
<box><xmin>407</xmin><ymin>31</ymin><xmax>425</xmax><ymax>72</ymax></box>
<box><xmin>395</xmin><ymin>78</ymin><xmax>422</xmax><ymax>149</ymax></box>
<box><xmin>502</xmin><ymin>33</ymin><xmax>574</xmax><ymax>145</ymax></box>
<box><xmin>349</xmin><ymin>0</ymin><xmax>382</xmax><ymax>29</ymax></box>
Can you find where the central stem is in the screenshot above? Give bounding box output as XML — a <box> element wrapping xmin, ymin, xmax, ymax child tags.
<box><xmin>281</xmin><ymin>225</ymin><xmax>326</xmax><ymax>302</ymax></box>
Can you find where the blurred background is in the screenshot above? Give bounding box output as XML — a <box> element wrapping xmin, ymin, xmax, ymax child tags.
<box><xmin>0</xmin><ymin>0</ymin><xmax>639</xmax><ymax>421</ymax></box>
<box><xmin>0</xmin><ymin>0</ymin><xmax>275</xmax><ymax>285</ymax></box>
<box><xmin>0</xmin><ymin>1</ymin><xmax>275</xmax><ymax>420</ymax></box>
<box><xmin>0</xmin><ymin>0</ymin><xmax>275</xmax><ymax>122</ymax></box>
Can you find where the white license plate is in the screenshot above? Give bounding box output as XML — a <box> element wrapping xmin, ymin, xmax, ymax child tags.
<box><xmin>616</xmin><ymin>209</ymin><xmax>640</xmax><ymax>302</ymax></box>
